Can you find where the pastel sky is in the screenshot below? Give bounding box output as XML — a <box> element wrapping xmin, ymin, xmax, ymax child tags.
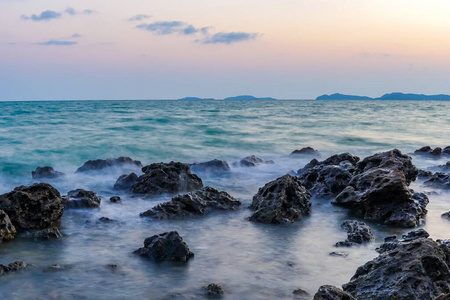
<box><xmin>1</xmin><ymin>0</ymin><xmax>450</xmax><ymax>100</ymax></box>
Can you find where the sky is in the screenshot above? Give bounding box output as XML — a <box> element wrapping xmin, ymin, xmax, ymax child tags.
<box><xmin>1</xmin><ymin>0</ymin><xmax>450</xmax><ymax>100</ymax></box>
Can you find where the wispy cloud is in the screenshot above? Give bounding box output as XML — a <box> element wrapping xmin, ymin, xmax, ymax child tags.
<box><xmin>38</xmin><ymin>40</ymin><xmax>77</xmax><ymax>46</ymax></box>
<box><xmin>71</xmin><ymin>33</ymin><xmax>82</xmax><ymax>38</ymax></box>
<box><xmin>21</xmin><ymin>10</ymin><xmax>62</xmax><ymax>21</ymax></box>
<box><xmin>137</xmin><ymin>21</ymin><xmax>187</xmax><ymax>35</ymax></box>
<box><xmin>200</xmin><ymin>32</ymin><xmax>259</xmax><ymax>44</ymax></box>
<box><xmin>65</xmin><ymin>8</ymin><xmax>97</xmax><ymax>16</ymax></box>
<box><xmin>128</xmin><ymin>14</ymin><xmax>151</xmax><ymax>22</ymax></box>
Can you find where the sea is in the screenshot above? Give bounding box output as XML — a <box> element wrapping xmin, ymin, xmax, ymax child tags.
<box><xmin>0</xmin><ymin>99</ymin><xmax>449</xmax><ymax>299</ymax></box>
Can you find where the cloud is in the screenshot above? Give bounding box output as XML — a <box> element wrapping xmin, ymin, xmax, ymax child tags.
<box><xmin>38</xmin><ymin>40</ymin><xmax>77</xmax><ymax>46</ymax></box>
<box><xmin>128</xmin><ymin>14</ymin><xmax>151</xmax><ymax>22</ymax></box>
<box><xmin>71</xmin><ymin>33</ymin><xmax>82</xmax><ymax>38</ymax></box>
<box><xmin>182</xmin><ymin>25</ymin><xmax>199</xmax><ymax>35</ymax></box>
<box><xmin>21</xmin><ymin>10</ymin><xmax>62</xmax><ymax>21</ymax></box>
<box><xmin>136</xmin><ymin>21</ymin><xmax>187</xmax><ymax>35</ymax></box>
<box><xmin>65</xmin><ymin>8</ymin><xmax>97</xmax><ymax>16</ymax></box>
<box><xmin>200</xmin><ymin>32</ymin><xmax>259</xmax><ymax>44</ymax></box>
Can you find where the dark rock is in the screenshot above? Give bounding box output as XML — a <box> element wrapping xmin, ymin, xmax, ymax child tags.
<box><xmin>0</xmin><ymin>183</ymin><xmax>64</xmax><ymax>229</ymax></box>
<box><xmin>131</xmin><ymin>162</ymin><xmax>203</xmax><ymax>196</ymax></box>
<box><xmin>384</xmin><ymin>235</ymin><xmax>397</xmax><ymax>242</ymax></box>
<box><xmin>432</xmin><ymin>147</ymin><xmax>443</xmax><ymax>156</ymax></box>
<box><xmin>44</xmin><ymin>264</ymin><xmax>73</xmax><ymax>272</ymax></box>
<box><xmin>97</xmin><ymin>217</ymin><xmax>118</xmax><ymax>223</ymax></box>
<box><xmin>444</xmin><ymin>147</ymin><xmax>450</xmax><ymax>155</ymax></box>
<box><xmin>419</xmin><ymin>169</ymin><xmax>433</xmax><ymax>178</ymax></box>
<box><xmin>140</xmin><ymin>186</ymin><xmax>241</xmax><ymax>219</ymax></box>
<box><xmin>28</xmin><ymin>227</ymin><xmax>62</xmax><ymax>239</ymax></box>
<box><xmin>341</xmin><ymin>220</ymin><xmax>374</xmax><ymax>244</ymax></box>
<box><xmin>335</xmin><ymin>241</ymin><xmax>355</xmax><ymax>247</ymax></box>
<box><xmin>190</xmin><ymin>159</ymin><xmax>230</xmax><ymax>173</ymax></box>
<box><xmin>109</xmin><ymin>196</ymin><xmax>121</xmax><ymax>203</ymax></box>
<box><xmin>239</xmin><ymin>155</ymin><xmax>274</xmax><ymax>167</ymax></box>
<box><xmin>0</xmin><ymin>210</ymin><xmax>16</xmax><ymax>243</ymax></box>
<box><xmin>436</xmin><ymin>293</ymin><xmax>450</xmax><ymax>300</ymax></box>
<box><xmin>329</xmin><ymin>251</ymin><xmax>348</xmax><ymax>257</ymax></box>
<box><xmin>415</xmin><ymin>146</ymin><xmax>443</xmax><ymax>157</ymax></box>
<box><xmin>76</xmin><ymin>157</ymin><xmax>142</xmax><ymax>173</ymax></box>
<box><xmin>113</xmin><ymin>173</ymin><xmax>138</xmax><ymax>191</ymax></box>
<box><xmin>443</xmin><ymin>212</ymin><xmax>450</xmax><ymax>220</ymax></box>
<box><xmin>401</xmin><ymin>228</ymin><xmax>429</xmax><ymax>241</ymax></box>
<box><xmin>134</xmin><ymin>231</ymin><xmax>194</xmax><ymax>262</ymax></box>
<box><xmin>0</xmin><ymin>261</ymin><xmax>34</xmax><ymax>276</ymax></box>
<box><xmin>63</xmin><ymin>189</ymin><xmax>101</xmax><ymax>209</ymax></box>
<box><xmin>313</xmin><ymin>285</ymin><xmax>355</xmax><ymax>300</ymax></box>
<box><xmin>290</xmin><ymin>147</ymin><xmax>320</xmax><ymax>157</ymax></box>
<box><xmin>249</xmin><ymin>174</ymin><xmax>311</xmax><ymax>224</ymax></box>
<box><xmin>437</xmin><ymin>162</ymin><xmax>450</xmax><ymax>172</ymax></box>
<box><xmin>203</xmin><ymin>283</ymin><xmax>224</xmax><ymax>296</ymax></box>
<box><xmin>424</xmin><ymin>172</ymin><xmax>450</xmax><ymax>189</ymax></box>
<box><xmin>32</xmin><ymin>166</ymin><xmax>65</xmax><ymax>179</ymax></box>
<box><xmin>343</xmin><ymin>231</ymin><xmax>450</xmax><ymax>299</ymax></box>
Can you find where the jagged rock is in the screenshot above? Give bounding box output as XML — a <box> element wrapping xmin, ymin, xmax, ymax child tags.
<box><xmin>203</xmin><ymin>283</ymin><xmax>224</xmax><ymax>296</ymax></box>
<box><xmin>401</xmin><ymin>228</ymin><xmax>429</xmax><ymax>241</ymax></box>
<box><xmin>0</xmin><ymin>210</ymin><xmax>16</xmax><ymax>243</ymax></box>
<box><xmin>131</xmin><ymin>162</ymin><xmax>203</xmax><ymax>196</ymax></box>
<box><xmin>28</xmin><ymin>227</ymin><xmax>62</xmax><ymax>239</ymax></box>
<box><xmin>31</xmin><ymin>166</ymin><xmax>65</xmax><ymax>179</ymax></box>
<box><xmin>335</xmin><ymin>241</ymin><xmax>355</xmax><ymax>247</ymax></box>
<box><xmin>110</xmin><ymin>196</ymin><xmax>121</xmax><ymax>203</ymax></box>
<box><xmin>290</xmin><ymin>147</ymin><xmax>320</xmax><ymax>157</ymax></box>
<box><xmin>436</xmin><ymin>293</ymin><xmax>450</xmax><ymax>300</ymax></box>
<box><xmin>190</xmin><ymin>159</ymin><xmax>230</xmax><ymax>173</ymax></box>
<box><xmin>0</xmin><ymin>183</ymin><xmax>64</xmax><ymax>229</ymax></box>
<box><xmin>298</xmin><ymin>153</ymin><xmax>360</xmax><ymax>198</ymax></box>
<box><xmin>313</xmin><ymin>285</ymin><xmax>355</xmax><ymax>300</ymax></box>
<box><xmin>140</xmin><ymin>187</ymin><xmax>241</xmax><ymax>219</ymax></box>
<box><xmin>419</xmin><ymin>169</ymin><xmax>433</xmax><ymax>178</ymax></box>
<box><xmin>329</xmin><ymin>251</ymin><xmax>348</xmax><ymax>257</ymax></box>
<box><xmin>249</xmin><ymin>174</ymin><xmax>311</xmax><ymax>224</ymax></box>
<box><xmin>341</xmin><ymin>220</ymin><xmax>374</xmax><ymax>244</ymax></box>
<box><xmin>63</xmin><ymin>189</ymin><xmax>101</xmax><ymax>208</ymax></box>
<box><xmin>343</xmin><ymin>230</ymin><xmax>450</xmax><ymax>299</ymax></box>
<box><xmin>239</xmin><ymin>155</ymin><xmax>274</xmax><ymax>167</ymax></box>
<box><xmin>0</xmin><ymin>261</ymin><xmax>34</xmax><ymax>276</ymax></box>
<box><xmin>113</xmin><ymin>173</ymin><xmax>138</xmax><ymax>190</ymax></box>
<box><xmin>415</xmin><ymin>146</ymin><xmax>443</xmax><ymax>157</ymax></box>
<box><xmin>134</xmin><ymin>231</ymin><xmax>194</xmax><ymax>262</ymax></box>
<box><xmin>424</xmin><ymin>172</ymin><xmax>450</xmax><ymax>189</ymax></box>
<box><xmin>437</xmin><ymin>162</ymin><xmax>450</xmax><ymax>172</ymax></box>
<box><xmin>76</xmin><ymin>157</ymin><xmax>142</xmax><ymax>173</ymax></box>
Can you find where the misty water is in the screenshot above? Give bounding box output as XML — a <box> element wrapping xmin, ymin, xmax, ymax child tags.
<box><xmin>0</xmin><ymin>100</ymin><xmax>449</xmax><ymax>299</ymax></box>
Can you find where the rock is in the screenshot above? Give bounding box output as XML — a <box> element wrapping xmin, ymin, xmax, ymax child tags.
<box><xmin>44</xmin><ymin>264</ymin><xmax>74</xmax><ymax>272</ymax></box>
<box><xmin>63</xmin><ymin>189</ymin><xmax>101</xmax><ymax>208</ymax></box>
<box><xmin>131</xmin><ymin>162</ymin><xmax>203</xmax><ymax>196</ymax></box>
<box><xmin>0</xmin><ymin>183</ymin><xmax>64</xmax><ymax>229</ymax></box>
<box><xmin>28</xmin><ymin>227</ymin><xmax>62</xmax><ymax>239</ymax></box>
<box><xmin>109</xmin><ymin>196</ymin><xmax>121</xmax><ymax>203</ymax></box>
<box><xmin>437</xmin><ymin>162</ymin><xmax>450</xmax><ymax>172</ymax></box>
<box><xmin>249</xmin><ymin>174</ymin><xmax>311</xmax><ymax>224</ymax></box>
<box><xmin>134</xmin><ymin>231</ymin><xmax>194</xmax><ymax>262</ymax></box>
<box><xmin>239</xmin><ymin>155</ymin><xmax>274</xmax><ymax>167</ymax></box>
<box><xmin>1</xmin><ymin>261</ymin><xmax>34</xmax><ymax>276</ymax></box>
<box><xmin>190</xmin><ymin>159</ymin><xmax>230</xmax><ymax>173</ymax></box>
<box><xmin>203</xmin><ymin>283</ymin><xmax>224</xmax><ymax>296</ymax></box>
<box><xmin>415</xmin><ymin>146</ymin><xmax>443</xmax><ymax>157</ymax></box>
<box><xmin>436</xmin><ymin>293</ymin><xmax>450</xmax><ymax>300</ymax></box>
<box><xmin>329</xmin><ymin>251</ymin><xmax>348</xmax><ymax>257</ymax></box>
<box><xmin>293</xmin><ymin>288</ymin><xmax>309</xmax><ymax>296</ymax></box>
<box><xmin>341</xmin><ymin>220</ymin><xmax>374</xmax><ymax>244</ymax></box>
<box><xmin>335</xmin><ymin>241</ymin><xmax>355</xmax><ymax>247</ymax></box>
<box><xmin>419</xmin><ymin>169</ymin><xmax>433</xmax><ymax>178</ymax></box>
<box><xmin>31</xmin><ymin>166</ymin><xmax>65</xmax><ymax>179</ymax></box>
<box><xmin>97</xmin><ymin>217</ymin><xmax>118</xmax><ymax>223</ymax></box>
<box><xmin>0</xmin><ymin>210</ymin><xmax>16</xmax><ymax>243</ymax></box>
<box><xmin>313</xmin><ymin>285</ymin><xmax>355</xmax><ymax>300</ymax></box>
<box><xmin>432</xmin><ymin>147</ymin><xmax>443</xmax><ymax>156</ymax></box>
<box><xmin>113</xmin><ymin>173</ymin><xmax>138</xmax><ymax>191</ymax></box>
<box><xmin>297</xmin><ymin>153</ymin><xmax>360</xmax><ymax>198</ymax></box>
<box><xmin>443</xmin><ymin>212</ymin><xmax>450</xmax><ymax>220</ymax></box>
<box><xmin>342</xmin><ymin>230</ymin><xmax>450</xmax><ymax>299</ymax></box>
<box><xmin>424</xmin><ymin>172</ymin><xmax>450</xmax><ymax>189</ymax></box>
<box><xmin>76</xmin><ymin>157</ymin><xmax>142</xmax><ymax>173</ymax></box>
<box><xmin>290</xmin><ymin>147</ymin><xmax>320</xmax><ymax>157</ymax></box>
<box><xmin>140</xmin><ymin>187</ymin><xmax>241</xmax><ymax>219</ymax></box>
<box><xmin>444</xmin><ymin>147</ymin><xmax>450</xmax><ymax>155</ymax></box>
<box><xmin>401</xmin><ymin>228</ymin><xmax>429</xmax><ymax>241</ymax></box>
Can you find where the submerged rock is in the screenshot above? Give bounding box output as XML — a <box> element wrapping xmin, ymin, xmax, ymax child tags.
<box><xmin>437</xmin><ymin>162</ymin><xmax>450</xmax><ymax>172</ymax></box>
<box><xmin>27</xmin><ymin>227</ymin><xmax>62</xmax><ymax>239</ymax></box>
<box><xmin>113</xmin><ymin>173</ymin><xmax>138</xmax><ymax>191</ymax></box>
<box><xmin>131</xmin><ymin>162</ymin><xmax>203</xmax><ymax>196</ymax></box>
<box><xmin>140</xmin><ymin>186</ymin><xmax>241</xmax><ymax>219</ymax></box>
<box><xmin>418</xmin><ymin>169</ymin><xmax>433</xmax><ymax>178</ymax></box>
<box><xmin>415</xmin><ymin>146</ymin><xmax>443</xmax><ymax>156</ymax></box>
<box><xmin>340</xmin><ymin>220</ymin><xmax>374</xmax><ymax>244</ymax></box>
<box><xmin>0</xmin><ymin>210</ymin><xmax>16</xmax><ymax>243</ymax></box>
<box><xmin>424</xmin><ymin>172</ymin><xmax>450</xmax><ymax>189</ymax></box>
<box><xmin>329</xmin><ymin>251</ymin><xmax>348</xmax><ymax>258</ymax></box>
<box><xmin>238</xmin><ymin>155</ymin><xmax>274</xmax><ymax>167</ymax></box>
<box><xmin>32</xmin><ymin>166</ymin><xmax>65</xmax><ymax>179</ymax></box>
<box><xmin>190</xmin><ymin>159</ymin><xmax>230</xmax><ymax>173</ymax></box>
<box><xmin>76</xmin><ymin>157</ymin><xmax>142</xmax><ymax>173</ymax></box>
<box><xmin>63</xmin><ymin>189</ymin><xmax>101</xmax><ymax>208</ymax></box>
<box><xmin>444</xmin><ymin>147</ymin><xmax>450</xmax><ymax>155</ymax></box>
<box><xmin>0</xmin><ymin>183</ymin><xmax>64</xmax><ymax>229</ymax></box>
<box><xmin>203</xmin><ymin>283</ymin><xmax>224</xmax><ymax>296</ymax></box>
<box><xmin>249</xmin><ymin>174</ymin><xmax>311</xmax><ymax>224</ymax></box>
<box><xmin>0</xmin><ymin>261</ymin><xmax>34</xmax><ymax>276</ymax></box>
<box><xmin>313</xmin><ymin>285</ymin><xmax>355</xmax><ymax>300</ymax></box>
<box><xmin>290</xmin><ymin>147</ymin><xmax>320</xmax><ymax>157</ymax></box>
<box><xmin>109</xmin><ymin>196</ymin><xmax>121</xmax><ymax>203</ymax></box>
<box><xmin>343</xmin><ymin>230</ymin><xmax>450</xmax><ymax>299</ymax></box>
<box><xmin>442</xmin><ymin>212</ymin><xmax>450</xmax><ymax>220</ymax></box>
<box><xmin>134</xmin><ymin>231</ymin><xmax>194</xmax><ymax>262</ymax></box>
<box><xmin>293</xmin><ymin>288</ymin><xmax>309</xmax><ymax>296</ymax></box>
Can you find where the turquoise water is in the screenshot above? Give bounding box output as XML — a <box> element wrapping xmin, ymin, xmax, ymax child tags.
<box><xmin>0</xmin><ymin>100</ymin><xmax>449</xmax><ymax>299</ymax></box>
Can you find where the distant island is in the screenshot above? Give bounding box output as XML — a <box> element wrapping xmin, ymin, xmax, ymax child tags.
<box><xmin>317</xmin><ymin>92</ymin><xmax>450</xmax><ymax>100</ymax></box>
<box><xmin>178</xmin><ymin>97</ymin><xmax>216</xmax><ymax>101</ymax></box>
<box><xmin>223</xmin><ymin>95</ymin><xmax>277</xmax><ymax>100</ymax></box>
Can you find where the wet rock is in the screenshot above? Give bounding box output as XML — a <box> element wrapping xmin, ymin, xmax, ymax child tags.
<box><xmin>131</xmin><ymin>162</ymin><xmax>203</xmax><ymax>196</ymax></box>
<box><xmin>343</xmin><ymin>230</ymin><xmax>450</xmax><ymax>299</ymax></box>
<box><xmin>113</xmin><ymin>173</ymin><xmax>138</xmax><ymax>191</ymax></box>
<box><xmin>432</xmin><ymin>147</ymin><xmax>443</xmax><ymax>156</ymax></box>
<box><xmin>313</xmin><ymin>285</ymin><xmax>355</xmax><ymax>300</ymax></box>
<box><xmin>44</xmin><ymin>264</ymin><xmax>73</xmax><ymax>272</ymax></box>
<box><xmin>190</xmin><ymin>159</ymin><xmax>230</xmax><ymax>173</ymax></box>
<box><xmin>443</xmin><ymin>212</ymin><xmax>450</xmax><ymax>220</ymax></box>
<box><xmin>444</xmin><ymin>147</ymin><xmax>450</xmax><ymax>155</ymax></box>
<box><xmin>109</xmin><ymin>196</ymin><xmax>121</xmax><ymax>203</ymax></box>
<box><xmin>341</xmin><ymin>220</ymin><xmax>374</xmax><ymax>244</ymax></box>
<box><xmin>0</xmin><ymin>183</ymin><xmax>64</xmax><ymax>229</ymax></box>
<box><xmin>203</xmin><ymin>283</ymin><xmax>224</xmax><ymax>296</ymax></box>
<box><xmin>293</xmin><ymin>288</ymin><xmax>309</xmax><ymax>297</ymax></box>
<box><xmin>415</xmin><ymin>146</ymin><xmax>443</xmax><ymax>157</ymax></box>
<box><xmin>134</xmin><ymin>231</ymin><xmax>194</xmax><ymax>262</ymax></box>
<box><xmin>140</xmin><ymin>187</ymin><xmax>241</xmax><ymax>219</ymax></box>
<box><xmin>437</xmin><ymin>162</ymin><xmax>450</xmax><ymax>172</ymax></box>
<box><xmin>436</xmin><ymin>293</ymin><xmax>450</xmax><ymax>300</ymax></box>
<box><xmin>290</xmin><ymin>147</ymin><xmax>320</xmax><ymax>157</ymax></box>
<box><xmin>239</xmin><ymin>155</ymin><xmax>274</xmax><ymax>167</ymax></box>
<box><xmin>297</xmin><ymin>153</ymin><xmax>360</xmax><ymax>198</ymax></box>
<box><xmin>419</xmin><ymin>169</ymin><xmax>433</xmax><ymax>178</ymax></box>
<box><xmin>97</xmin><ymin>217</ymin><xmax>118</xmax><ymax>224</ymax></box>
<box><xmin>76</xmin><ymin>157</ymin><xmax>142</xmax><ymax>173</ymax></box>
<box><xmin>0</xmin><ymin>210</ymin><xmax>16</xmax><ymax>243</ymax></box>
<box><xmin>249</xmin><ymin>174</ymin><xmax>311</xmax><ymax>224</ymax></box>
<box><xmin>335</xmin><ymin>241</ymin><xmax>355</xmax><ymax>247</ymax></box>
<box><xmin>63</xmin><ymin>189</ymin><xmax>101</xmax><ymax>208</ymax></box>
<box><xmin>329</xmin><ymin>251</ymin><xmax>348</xmax><ymax>257</ymax></box>
<box><xmin>0</xmin><ymin>261</ymin><xmax>34</xmax><ymax>276</ymax></box>
<box><xmin>28</xmin><ymin>227</ymin><xmax>62</xmax><ymax>239</ymax></box>
<box><xmin>32</xmin><ymin>166</ymin><xmax>65</xmax><ymax>179</ymax></box>
<box><xmin>401</xmin><ymin>228</ymin><xmax>429</xmax><ymax>241</ymax></box>
<box><xmin>424</xmin><ymin>172</ymin><xmax>450</xmax><ymax>189</ymax></box>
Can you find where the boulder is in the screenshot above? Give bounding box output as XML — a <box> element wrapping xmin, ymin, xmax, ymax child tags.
<box><xmin>249</xmin><ymin>174</ymin><xmax>311</xmax><ymax>224</ymax></box>
<box><xmin>424</xmin><ymin>173</ymin><xmax>450</xmax><ymax>189</ymax></box>
<box><xmin>140</xmin><ymin>187</ymin><xmax>241</xmax><ymax>219</ymax></box>
<box><xmin>313</xmin><ymin>285</ymin><xmax>355</xmax><ymax>300</ymax></box>
<box><xmin>340</xmin><ymin>220</ymin><xmax>374</xmax><ymax>244</ymax></box>
<box><xmin>27</xmin><ymin>227</ymin><xmax>62</xmax><ymax>239</ymax></box>
<box><xmin>190</xmin><ymin>159</ymin><xmax>230</xmax><ymax>173</ymax></box>
<box><xmin>0</xmin><ymin>210</ymin><xmax>16</xmax><ymax>243</ymax></box>
<box><xmin>418</xmin><ymin>169</ymin><xmax>433</xmax><ymax>178</ymax></box>
<box><xmin>131</xmin><ymin>162</ymin><xmax>203</xmax><ymax>196</ymax></box>
<box><xmin>109</xmin><ymin>196</ymin><xmax>121</xmax><ymax>203</ymax></box>
<box><xmin>239</xmin><ymin>155</ymin><xmax>274</xmax><ymax>167</ymax></box>
<box><xmin>443</xmin><ymin>212</ymin><xmax>450</xmax><ymax>220</ymax></box>
<box><xmin>31</xmin><ymin>166</ymin><xmax>65</xmax><ymax>179</ymax></box>
<box><xmin>343</xmin><ymin>230</ymin><xmax>450</xmax><ymax>299</ymax></box>
<box><xmin>415</xmin><ymin>146</ymin><xmax>443</xmax><ymax>157</ymax></box>
<box><xmin>290</xmin><ymin>147</ymin><xmax>320</xmax><ymax>157</ymax></box>
<box><xmin>0</xmin><ymin>261</ymin><xmax>34</xmax><ymax>276</ymax></box>
<box><xmin>134</xmin><ymin>231</ymin><xmax>194</xmax><ymax>262</ymax></box>
<box><xmin>113</xmin><ymin>173</ymin><xmax>138</xmax><ymax>190</ymax></box>
<box><xmin>76</xmin><ymin>157</ymin><xmax>142</xmax><ymax>173</ymax></box>
<box><xmin>444</xmin><ymin>147</ymin><xmax>450</xmax><ymax>155</ymax></box>
<box><xmin>203</xmin><ymin>283</ymin><xmax>224</xmax><ymax>296</ymax></box>
<box><xmin>63</xmin><ymin>189</ymin><xmax>101</xmax><ymax>208</ymax></box>
<box><xmin>0</xmin><ymin>183</ymin><xmax>64</xmax><ymax>229</ymax></box>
